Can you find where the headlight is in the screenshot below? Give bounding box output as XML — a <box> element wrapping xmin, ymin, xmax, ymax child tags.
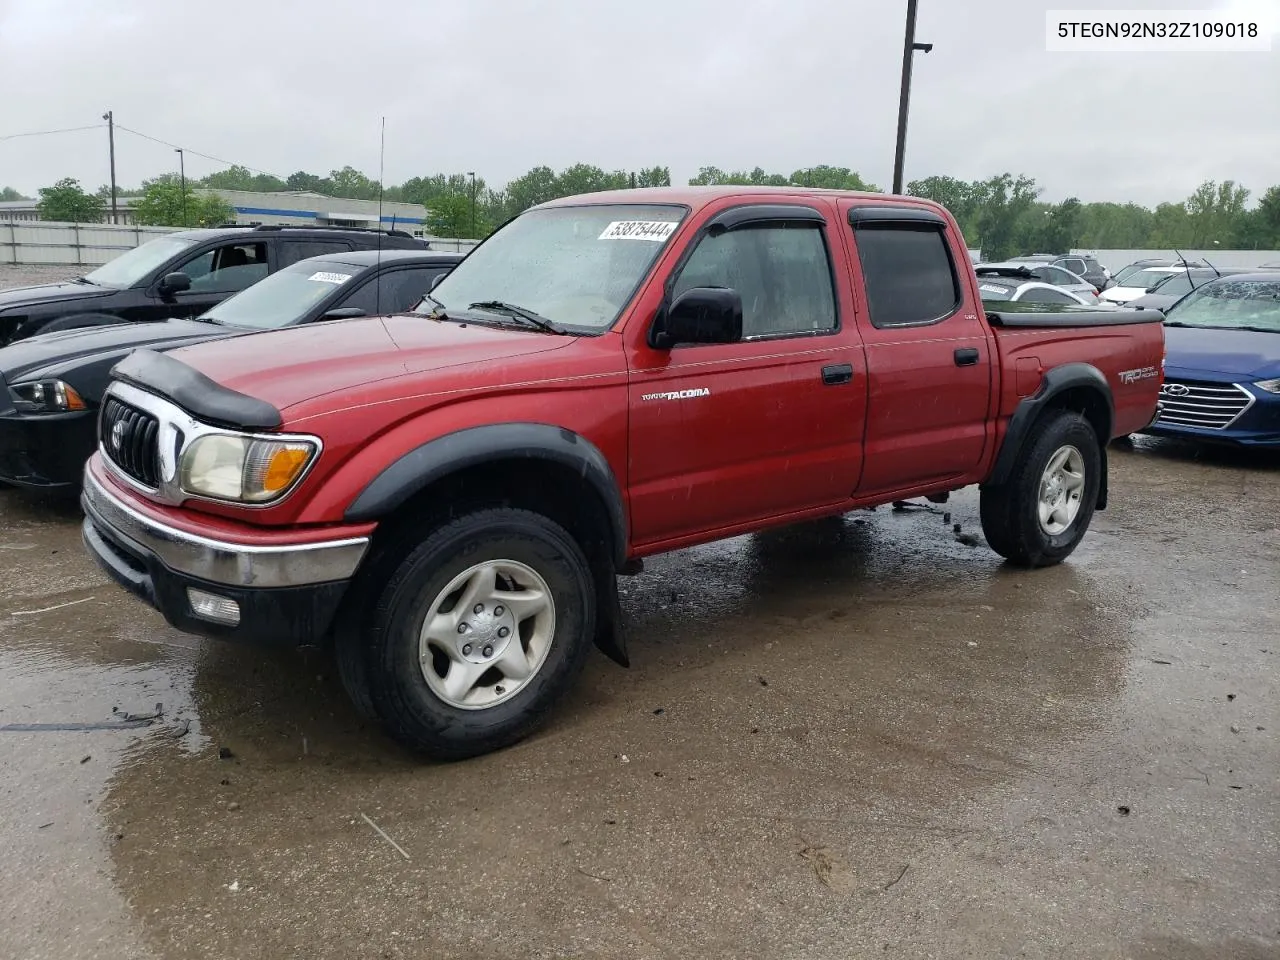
<box><xmin>11</xmin><ymin>379</ymin><xmax>87</xmax><ymax>412</ymax></box>
<box><xmin>179</xmin><ymin>434</ymin><xmax>317</xmax><ymax>503</ymax></box>
<box><xmin>1255</xmin><ymin>378</ymin><xmax>1280</xmax><ymax>395</ymax></box>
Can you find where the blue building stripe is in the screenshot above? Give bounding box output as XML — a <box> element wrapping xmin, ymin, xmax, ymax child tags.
<box><xmin>232</xmin><ymin>205</ymin><xmax>425</xmax><ymax>225</ymax></box>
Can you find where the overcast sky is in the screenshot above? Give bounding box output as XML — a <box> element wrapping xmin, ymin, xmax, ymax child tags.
<box><xmin>1</xmin><ymin>0</ymin><xmax>1277</xmax><ymax>207</ymax></box>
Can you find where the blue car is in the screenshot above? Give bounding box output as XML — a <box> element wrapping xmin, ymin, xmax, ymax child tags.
<box><xmin>1144</xmin><ymin>273</ymin><xmax>1280</xmax><ymax>447</ymax></box>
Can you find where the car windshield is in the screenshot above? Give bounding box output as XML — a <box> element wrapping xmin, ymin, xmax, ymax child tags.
<box><xmin>82</xmin><ymin>236</ymin><xmax>197</xmax><ymax>289</ymax></box>
<box><xmin>201</xmin><ymin>260</ymin><xmax>358</xmax><ymax>329</ymax></box>
<box><xmin>1113</xmin><ymin>263</ymin><xmax>1164</xmax><ymax>285</ymax></box>
<box><xmin>1165</xmin><ymin>279</ymin><xmax>1280</xmax><ymax>331</ymax></box>
<box><xmin>1149</xmin><ymin>273</ymin><xmax>1213</xmax><ymax>297</ymax></box>
<box><xmin>419</xmin><ymin>203</ymin><xmax>687</xmax><ymax>332</ymax></box>
<box><xmin>977</xmin><ymin>281</ymin><xmax>1015</xmax><ymax>301</ymax></box>
<box><xmin>1119</xmin><ymin>268</ymin><xmax>1177</xmax><ymax>289</ymax></box>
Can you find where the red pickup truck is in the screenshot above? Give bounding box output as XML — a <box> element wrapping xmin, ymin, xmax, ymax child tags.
<box><xmin>79</xmin><ymin>187</ymin><xmax>1164</xmax><ymax>759</ymax></box>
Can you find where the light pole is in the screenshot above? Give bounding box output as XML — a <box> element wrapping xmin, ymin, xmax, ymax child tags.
<box><xmin>103</xmin><ymin>111</ymin><xmax>118</xmax><ymax>224</ymax></box>
<box><xmin>174</xmin><ymin>148</ymin><xmax>187</xmax><ymax>226</ymax></box>
<box><xmin>466</xmin><ymin>171</ymin><xmax>476</xmax><ymax>238</ymax></box>
<box><xmin>891</xmin><ymin>0</ymin><xmax>933</xmax><ymax>195</ymax></box>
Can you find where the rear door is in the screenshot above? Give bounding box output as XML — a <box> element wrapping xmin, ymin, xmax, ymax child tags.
<box><xmin>626</xmin><ymin>202</ymin><xmax>866</xmax><ymax>546</ymax></box>
<box><xmin>838</xmin><ymin>203</ymin><xmax>994</xmax><ymax>496</ymax></box>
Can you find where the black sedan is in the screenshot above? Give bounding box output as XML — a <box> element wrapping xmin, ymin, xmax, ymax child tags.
<box><xmin>0</xmin><ymin>249</ymin><xmax>461</xmax><ymax>492</ymax></box>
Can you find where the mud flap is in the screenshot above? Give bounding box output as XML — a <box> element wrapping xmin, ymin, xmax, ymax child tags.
<box><xmin>593</xmin><ymin>572</ymin><xmax>629</xmax><ymax>668</ymax></box>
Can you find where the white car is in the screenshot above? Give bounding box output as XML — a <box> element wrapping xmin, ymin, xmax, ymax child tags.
<box><xmin>1099</xmin><ymin>266</ymin><xmax>1189</xmax><ymax>304</ymax></box>
<box><xmin>975</xmin><ymin>262</ymin><xmax>1101</xmax><ymax>302</ymax></box>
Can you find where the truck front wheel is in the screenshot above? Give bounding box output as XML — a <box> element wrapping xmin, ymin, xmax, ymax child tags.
<box><xmin>355</xmin><ymin>508</ymin><xmax>596</xmax><ymax>760</ymax></box>
<box><xmin>980</xmin><ymin>410</ymin><xmax>1102</xmax><ymax>568</ymax></box>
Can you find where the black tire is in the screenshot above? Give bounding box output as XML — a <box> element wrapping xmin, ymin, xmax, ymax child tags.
<box><xmin>347</xmin><ymin>507</ymin><xmax>595</xmax><ymax>760</ymax></box>
<box><xmin>980</xmin><ymin>410</ymin><xmax>1102</xmax><ymax>568</ymax></box>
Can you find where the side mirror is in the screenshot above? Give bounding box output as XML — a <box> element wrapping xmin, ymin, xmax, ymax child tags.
<box><xmin>652</xmin><ymin>287</ymin><xmax>743</xmax><ymax>349</ymax></box>
<box><xmin>158</xmin><ymin>272</ymin><xmax>191</xmax><ymax>296</ymax></box>
<box><xmin>320</xmin><ymin>307</ymin><xmax>366</xmax><ymax>320</ymax></box>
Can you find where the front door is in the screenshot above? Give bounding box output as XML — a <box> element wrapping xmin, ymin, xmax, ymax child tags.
<box><xmin>626</xmin><ymin>207</ymin><xmax>866</xmax><ymax>547</ymax></box>
<box><xmin>128</xmin><ymin>240</ymin><xmax>271</xmax><ymax>321</ymax></box>
<box><xmin>837</xmin><ymin>203</ymin><xmax>994</xmax><ymax>496</ymax></box>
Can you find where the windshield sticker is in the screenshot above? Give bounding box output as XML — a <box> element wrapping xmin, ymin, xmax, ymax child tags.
<box><xmin>979</xmin><ymin>284</ymin><xmax>1010</xmax><ymax>295</ymax></box>
<box><xmin>308</xmin><ymin>271</ymin><xmax>353</xmax><ymax>284</ymax></box>
<box><xmin>599</xmin><ymin>220</ymin><xmax>678</xmax><ymax>242</ymax></box>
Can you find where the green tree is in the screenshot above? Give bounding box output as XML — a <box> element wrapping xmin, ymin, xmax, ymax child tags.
<box><xmin>971</xmin><ymin>173</ymin><xmax>1041</xmax><ymax>261</ymax></box>
<box><xmin>200</xmin><ymin>164</ymin><xmax>287</xmax><ymax>193</ymax></box>
<box><xmin>328</xmin><ymin>166</ymin><xmax>380</xmax><ymax>200</ymax></box>
<box><xmin>35</xmin><ymin>178</ymin><xmax>102</xmax><ymax>223</ymax></box>
<box><xmin>426</xmin><ymin>194</ymin><xmax>478</xmax><ymax>238</ymax></box>
<box><xmin>1184</xmin><ymin>179</ymin><xmax>1249</xmax><ymax>246</ymax></box>
<box><xmin>133</xmin><ymin>175</ymin><xmax>233</xmax><ymax>227</ymax></box>
<box><xmin>0</xmin><ymin>186</ymin><xmax>29</xmax><ymax>201</ymax></box>
<box><xmin>634</xmin><ymin>166</ymin><xmax>671</xmax><ymax>188</ymax></box>
<box><xmin>1238</xmin><ymin>185</ymin><xmax>1280</xmax><ymax>249</ymax></box>
<box><xmin>908</xmin><ymin>175</ymin><xmax>980</xmax><ymax>238</ymax></box>
<box><xmin>789</xmin><ymin>165</ymin><xmax>878</xmax><ymax>191</ymax></box>
<box><xmin>285</xmin><ymin>171</ymin><xmax>333</xmax><ymax>194</ymax></box>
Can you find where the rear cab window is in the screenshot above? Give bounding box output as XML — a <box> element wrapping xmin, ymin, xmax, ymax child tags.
<box><xmin>848</xmin><ymin>215</ymin><xmax>961</xmax><ymax>327</ymax></box>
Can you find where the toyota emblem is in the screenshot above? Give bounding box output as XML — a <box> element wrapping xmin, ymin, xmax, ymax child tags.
<box><xmin>1161</xmin><ymin>383</ymin><xmax>1191</xmax><ymax>397</ymax></box>
<box><xmin>110</xmin><ymin>420</ymin><xmax>125</xmax><ymax>449</ymax></box>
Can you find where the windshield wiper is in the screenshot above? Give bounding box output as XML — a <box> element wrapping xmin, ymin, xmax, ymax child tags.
<box><xmin>467</xmin><ymin>300</ymin><xmax>565</xmax><ymax>334</ymax></box>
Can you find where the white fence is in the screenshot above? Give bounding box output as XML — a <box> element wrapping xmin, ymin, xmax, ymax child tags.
<box><xmin>0</xmin><ymin>219</ymin><xmax>478</xmax><ymax>265</ymax></box>
<box><xmin>1072</xmin><ymin>248</ymin><xmax>1280</xmax><ymax>271</ymax></box>
<box><xmin>1</xmin><ymin>220</ymin><xmax>181</xmax><ymax>266</ymax></box>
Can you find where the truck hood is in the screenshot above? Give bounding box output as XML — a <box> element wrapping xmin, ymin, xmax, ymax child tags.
<box><xmin>1164</xmin><ymin>324</ymin><xmax>1280</xmax><ymax>379</ymax></box>
<box><xmin>164</xmin><ymin>314</ymin><xmax>573</xmax><ymax>412</ymax></box>
<box><xmin>0</xmin><ymin>318</ymin><xmax>224</xmax><ymax>398</ymax></box>
<box><xmin>0</xmin><ymin>279</ymin><xmax>117</xmax><ymax>312</ymax></box>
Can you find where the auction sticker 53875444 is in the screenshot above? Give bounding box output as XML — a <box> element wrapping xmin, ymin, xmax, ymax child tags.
<box><xmin>598</xmin><ymin>220</ymin><xmax>679</xmax><ymax>241</ymax></box>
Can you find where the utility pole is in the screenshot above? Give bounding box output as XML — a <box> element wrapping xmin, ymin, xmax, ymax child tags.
<box><xmin>467</xmin><ymin>171</ymin><xmax>476</xmax><ymax>238</ymax></box>
<box><xmin>174</xmin><ymin>148</ymin><xmax>187</xmax><ymax>226</ymax></box>
<box><xmin>103</xmin><ymin>111</ymin><xmax>118</xmax><ymax>224</ymax></box>
<box><xmin>891</xmin><ymin>0</ymin><xmax>933</xmax><ymax>195</ymax></box>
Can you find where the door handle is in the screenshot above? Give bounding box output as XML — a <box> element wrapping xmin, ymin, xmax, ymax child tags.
<box><xmin>954</xmin><ymin>348</ymin><xmax>980</xmax><ymax>366</ymax></box>
<box><xmin>822</xmin><ymin>363</ymin><xmax>854</xmax><ymax>385</ymax></box>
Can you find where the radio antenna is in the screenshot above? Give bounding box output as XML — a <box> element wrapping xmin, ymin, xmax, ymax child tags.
<box><xmin>375</xmin><ymin>115</ymin><xmax>385</xmax><ymax>317</ymax></box>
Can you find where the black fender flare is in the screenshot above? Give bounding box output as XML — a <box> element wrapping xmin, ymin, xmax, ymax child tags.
<box><xmin>344</xmin><ymin>423</ymin><xmax>627</xmax><ymax>563</ymax></box>
<box><xmin>344</xmin><ymin>423</ymin><xmax>631</xmax><ymax>667</ymax></box>
<box><xmin>985</xmin><ymin>362</ymin><xmax>1114</xmax><ymax>508</ymax></box>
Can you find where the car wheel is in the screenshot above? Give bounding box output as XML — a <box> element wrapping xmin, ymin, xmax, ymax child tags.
<box><xmin>980</xmin><ymin>410</ymin><xmax>1102</xmax><ymax>568</ymax></box>
<box><xmin>355</xmin><ymin>507</ymin><xmax>595</xmax><ymax>760</ymax></box>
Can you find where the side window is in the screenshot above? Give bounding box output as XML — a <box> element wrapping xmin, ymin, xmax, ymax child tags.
<box><xmin>278</xmin><ymin>239</ymin><xmax>354</xmax><ymax>268</ymax></box>
<box><xmin>670</xmin><ymin>223</ymin><xmax>836</xmax><ymax>339</ymax></box>
<box><xmin>335</xmin><ymin>277</ymin><xmax>380</xmax><ymax>316</ymax></box>
<box><xmin>1044</xmin><ymin>266</ymin><xmax>1076</xmax><ymax>285</ymax></box>
<box><xmin>852</xmin><ymin>224</ymin><xmax>960</xmax><ymax>327</ymax></box>
<box><xmin>1019</xmin><ymin>286</ymin><xmax>1077</xmax><ymax>304</ymax></box>
<box><xmin>378</xmin><ymin>267</ymin><xmax>450</xmax><ymax>312</ymax></box>
<box><xmin>180</xmin><ymin>242</ymin><xmax>268</xmax><ymax>293</ymax></box>
<box><xmin>1060</xmin><ymin>258</ymin><xmax>1087</xmax><ymax>277</ymax></box>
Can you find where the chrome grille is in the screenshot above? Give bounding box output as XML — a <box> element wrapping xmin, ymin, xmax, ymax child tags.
<box><xmin>100</xmin><ymin>396</ymin><xmax>161</xmax><ymax>486</ymax></box>
<box><xmin>1155</xmin><ymin>381</ymin><xmax>1254</xmax><ymax>431</ymax></box>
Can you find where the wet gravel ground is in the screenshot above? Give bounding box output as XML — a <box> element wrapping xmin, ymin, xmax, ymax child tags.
<box><xmin>0</xmin><ymin>264</ymin><xmax>82</xmax><ymax>287</ymax></box>
<box><xmin>0</xmin><ymin>261</ymin><xmax>1276</xmax><ymax>959</ymax></box>
<box><xmin>1</xmin><ymin>443</ymin><xmax>1276</xmax><ymax>960</ymax></box>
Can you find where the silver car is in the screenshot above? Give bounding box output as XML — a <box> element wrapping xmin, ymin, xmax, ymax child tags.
<box><xmin>975</xmin><ymin>277</ymin><xmax>1112</xmax><ymax>307</ymax></box>
<box><xmin>974</xmin><ymin>262</ymin><xmax>1101</xmax><ymax>302</ymax></box>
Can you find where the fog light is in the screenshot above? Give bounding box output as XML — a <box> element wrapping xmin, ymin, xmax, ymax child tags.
<box><xmin>187</xmin><ymin>588</ymin><xmax>241</xmax><ymax>626</ymax></box>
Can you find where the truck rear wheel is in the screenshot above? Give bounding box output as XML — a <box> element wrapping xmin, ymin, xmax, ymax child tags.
<box><xmin>355</xmin><ymin>508</ymin><xmax>595</xmax><ymax>760</ymax></box>
<box><xmin>980</xmin><ymin>410</ymin><xmax>1101</xmax><ymax>568</ymax></box>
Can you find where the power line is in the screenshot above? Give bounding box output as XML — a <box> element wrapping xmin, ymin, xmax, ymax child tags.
<box><xmin>0</xmin><ymin>123</ymin><xmax>105</xmax><ymax>143</ymax></box>
<box><xmin>114</xmin><ymin>123</ymin><xmax>284</xmax><ymax>180</ymax></box>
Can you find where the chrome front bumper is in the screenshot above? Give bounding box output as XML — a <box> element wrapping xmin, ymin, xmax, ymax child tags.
<box><xmin>81</xmin><ymin>466</ymin><xmax>369</xmax><ymax>589</ymax></box>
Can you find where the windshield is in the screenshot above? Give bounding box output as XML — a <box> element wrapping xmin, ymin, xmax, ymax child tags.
<box><xmin>1118</xmin><ymin>268</ymin><xmax>1177</xmax><ymax>290</ymax></box>
<box><xmin>1166</xmin><ymin>279</ymin><xmax>1280</xmax><ymax>331</ymax></box>
<box><xmin>420</xmin><ymin>203</ymin><xmax>687</xmax><ymax>332</ymax></box>
<box><xmin>82</xmin><ymin>236</ymin><xmax>197</xmax><ymax>289</ymax></box>
<box><xmin>202</xmin><ymin>260</ymin><xmax>356</xmax><ymax>329</ymax></box>
<box><xmin>1149</xmin><ymin>273</ymin><xmax>1215</xmax><ymax>297</ymax></box>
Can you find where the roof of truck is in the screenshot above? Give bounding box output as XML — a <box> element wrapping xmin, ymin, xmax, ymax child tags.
<box><xmin>537</xmin><ymin>186</ymin><xmax>920</xmax><ymax>210</ymax></box>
